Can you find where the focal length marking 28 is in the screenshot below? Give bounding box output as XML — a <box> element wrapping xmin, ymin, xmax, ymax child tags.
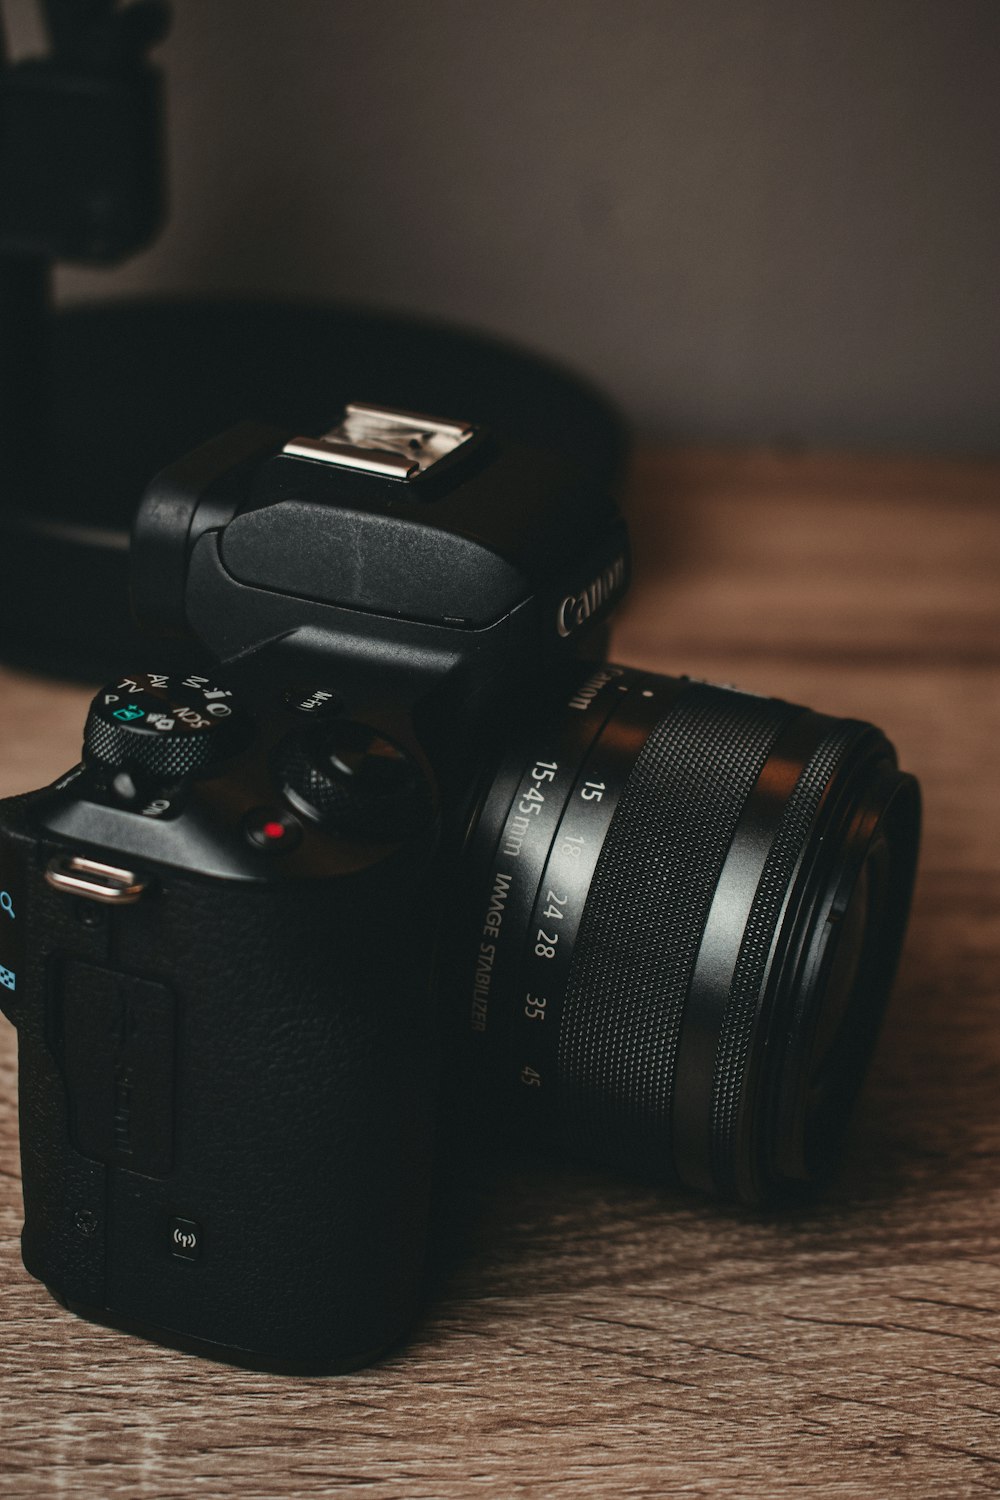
<box><xmin>464</xmin><ymin>666</ymin><xmax>689</xmax><ymax>1132</ymax></box>
<box><xmin>466</xmin><ymin>667</ymin><xmax>626</xmax><ymax>1047</ymax></box>
<box><xmin>509</xmin><ymin>675</ymin><xmax>687</xmax><ymax>1132</ymax></box>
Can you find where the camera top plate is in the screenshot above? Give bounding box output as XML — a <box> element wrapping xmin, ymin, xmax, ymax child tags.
<box><xmin>131</xmin><ymin>403</ymin><xmax>630</xmax><ymax>727</ymax></box>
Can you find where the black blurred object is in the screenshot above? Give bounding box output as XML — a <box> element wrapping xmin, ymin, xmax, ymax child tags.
<box><xmin>0</xmin><ymin>3</ymin><xmax>627</xmax><ymax>681</ymax></box>
<box><xmin>0</xmin><ymin>0</ymin><xmax>168</xmax><ymax>263</ymax></box>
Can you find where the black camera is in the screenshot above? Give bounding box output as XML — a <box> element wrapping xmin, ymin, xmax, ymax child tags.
<box><xmin>0</xmin><ymin>403</ymin><xmax>920</xmax><ymax>1372</ymax></box>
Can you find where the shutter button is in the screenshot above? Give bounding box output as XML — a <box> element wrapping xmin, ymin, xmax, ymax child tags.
<box><xmin>243</xmin><ymin>808</ymin><xmax>302</xmax><ymax>853</ymax></box>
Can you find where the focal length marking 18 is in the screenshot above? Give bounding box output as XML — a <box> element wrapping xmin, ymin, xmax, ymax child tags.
<box><xmin>465</xmin><ymin>669</ymin><xmax>625</xmax><ymax>1043</ymax></box>
<box><xmin>510</xmin><ymin>678</ymin><xmax>678</xmax><ymax>1119</ymax></box>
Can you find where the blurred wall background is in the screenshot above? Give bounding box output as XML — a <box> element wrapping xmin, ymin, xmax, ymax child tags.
<box><xmin>18</xmin><ymin>0</ymin><xmax>1000</xmax><ymax>452</ymax></box>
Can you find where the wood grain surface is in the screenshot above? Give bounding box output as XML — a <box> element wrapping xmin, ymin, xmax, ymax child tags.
<box><xmin>2</xmin><ymin>449</ymin><xmax>999</xmax><ymax>1498</ymax></box>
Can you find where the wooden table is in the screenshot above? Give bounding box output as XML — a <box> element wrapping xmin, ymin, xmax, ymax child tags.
<box><xmin>2</xmin><ymin>450</ymin><xmax>999</xmax><ymax>1497</ymax></box>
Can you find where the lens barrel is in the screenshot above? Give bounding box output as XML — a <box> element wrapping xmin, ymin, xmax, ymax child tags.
<box><xmin>457</xmin><ymin>665</ymin><xmax>919</xmax><ymax>1204</ymax></box>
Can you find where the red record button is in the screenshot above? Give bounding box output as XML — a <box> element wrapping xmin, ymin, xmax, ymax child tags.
<box><xmin>244</xmin><ymin>808</ymin><xmax>302</xmax><ymax>853</ymax></box>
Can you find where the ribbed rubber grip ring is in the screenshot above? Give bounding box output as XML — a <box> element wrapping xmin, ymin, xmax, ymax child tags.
<box><xmin>557</xmin><ymin>682</ymin><xmax>796</xmax><ymax>1176</ymax></box>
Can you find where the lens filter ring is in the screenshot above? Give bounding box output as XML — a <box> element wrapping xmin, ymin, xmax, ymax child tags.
<box><xmin>671</xmin><ymin>711</ymin><xmax>871</xmax><ymax>1199</ymax></box>
<box><xmin>765</xmin><ymin>756</ymin><xmax>921</xmax><ymax>1194</ymax></box>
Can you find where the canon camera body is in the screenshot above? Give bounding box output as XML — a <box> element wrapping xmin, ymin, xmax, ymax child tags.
<box><xmin>0</xmin><ymin>404</ymin><xmax>919</xmax><ymax>1372</ymax></box>
<box><xmin>0</xmin><ymin>407</ymin><xmax>630</xmax><ymax>1370</ymax></box>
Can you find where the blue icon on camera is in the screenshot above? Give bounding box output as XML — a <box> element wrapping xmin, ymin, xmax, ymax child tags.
<box><xmin>113</xmin><ymin>705</ymin><xmax>145</xmax><ymax>722</ymax></box>
<box><xmin>0</xmin><ymin>964</ymin><xmax>15</xmax><ymax>992</ymax></box>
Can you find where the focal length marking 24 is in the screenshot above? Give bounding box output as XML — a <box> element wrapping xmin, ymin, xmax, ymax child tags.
<box><xmin>463</xmin><ymin>666</ymin><xmax>684</xmax><ymax>1133</ymax></box>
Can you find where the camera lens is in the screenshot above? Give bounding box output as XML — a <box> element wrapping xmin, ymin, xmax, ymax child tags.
<box><xmin>455</xmin><ymin>665</ymin><xmax>919</xmax><ymax>1204</ymax></box>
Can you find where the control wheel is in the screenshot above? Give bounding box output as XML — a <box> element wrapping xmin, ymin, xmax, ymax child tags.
<box><xmin>273</xmin><ymin>722</ymin><xmax>434</xmax><ymax>842</ymax></box>
<box><xmin>83</xmin><ymin>672</ymin><xmax>250</xmax><ymax>780</ymax></box>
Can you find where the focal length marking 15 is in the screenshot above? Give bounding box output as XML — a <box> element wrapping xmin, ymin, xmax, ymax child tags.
<box><xmin>506</xmin><ymin>674</ymin><xmax>689</xmax><ymax>1130</ymax></box>
<box><xmin>469</xmin><ymin>750</ymin><xmax>577</xmax><ymax>1040</ymax></box>
<box><xmin>466</xmin><ymin>668</ymin><xmax>625</xmax><ymax>1043</ymax></box>
<box><xmin>514</xmin><ymin>753</ymin><xmax>624</xmax><ymax>1100</ymax></box>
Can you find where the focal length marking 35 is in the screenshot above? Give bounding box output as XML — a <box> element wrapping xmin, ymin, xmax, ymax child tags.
<box><xmin>462</xmin><ymin>667</ymin><xmax>677</xmax><ymax>1102</ymax></box>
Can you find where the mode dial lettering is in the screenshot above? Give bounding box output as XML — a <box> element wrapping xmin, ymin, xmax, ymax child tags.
<box><xmin>84</xmin><ymin>672</ymin><xmax>250</xmax><ymax>781</ymax></box>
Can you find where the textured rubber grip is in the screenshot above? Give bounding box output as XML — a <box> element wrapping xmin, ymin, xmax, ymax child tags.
<box><xmin>0</xmin><ymin>789</ymin><xmax>438</xmax><ymax>1371</ymax></box>
<box><xmin>557</xmin><ymin>683</ymin><xmax>796</xmax><ymax>1175</ymax></box>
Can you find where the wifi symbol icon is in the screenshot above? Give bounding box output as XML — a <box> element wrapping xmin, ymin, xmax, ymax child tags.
<box><xmin>169</xmin><ymin>1217</ymin><xmax>202</xmax><ymax>1261</ymax></box>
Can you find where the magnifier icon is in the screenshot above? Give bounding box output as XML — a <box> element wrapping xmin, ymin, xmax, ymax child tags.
<box><xmin>1</xmin><ymin>892</ymin><xmax>14</xmax><ymax>919</ymax></box>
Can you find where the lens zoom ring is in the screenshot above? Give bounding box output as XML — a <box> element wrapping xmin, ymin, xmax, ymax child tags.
<box><xmin>558</xmin><ymin>684</ymin><xmax>795</xmax><ymax>1175</ymax></box>
<box><xmin>711</xmin><ymin>720</ymin><xmax>863</xmax><ymax>1194</ymax></box>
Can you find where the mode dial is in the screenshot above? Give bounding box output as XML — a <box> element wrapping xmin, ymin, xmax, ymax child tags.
<box><xmin>273</xmin><ymin>721</ymin><xmax>433</xmax><ymax>842</ymax></box>
<box><xmin>84</xmin><ymin>672</ymin><xmax>249</xmax><ymax>780</ymax></box>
